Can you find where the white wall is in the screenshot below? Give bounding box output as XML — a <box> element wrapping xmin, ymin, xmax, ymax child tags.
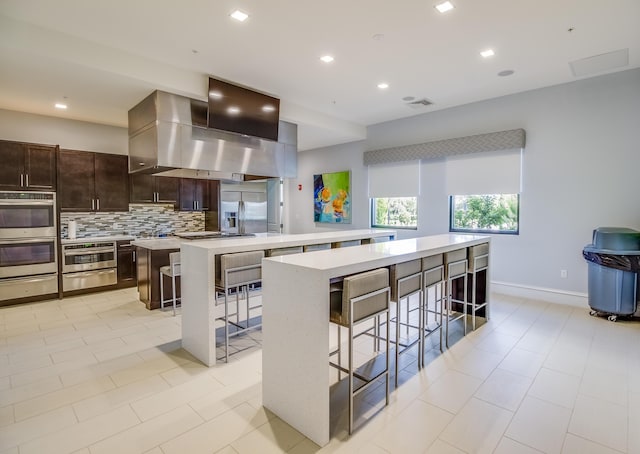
<box><xmin>0</xmin><ymin>109</ymin><xmax>128</xmax><ymax>155</ymax></box>
<box><xmin>287</xmin><ymin>68</ymin><xmax>640</xmax><ymax>300</ymax></box>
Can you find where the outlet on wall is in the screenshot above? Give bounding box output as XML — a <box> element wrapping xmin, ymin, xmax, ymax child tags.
<box><xmin>560</xmin><ymin>269</ymin><xmax>568</xmax><ymax>278</ymax></box>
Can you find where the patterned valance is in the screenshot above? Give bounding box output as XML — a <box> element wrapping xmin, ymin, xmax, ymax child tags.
<box><xmin>363</xmin><ymin>128</ymin><xmax>526</xmax><ymax>166</ymax></box>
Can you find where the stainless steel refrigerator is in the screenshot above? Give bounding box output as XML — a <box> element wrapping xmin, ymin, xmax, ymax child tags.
<box><xmin>220</xmin><ymin>182</ymin><xmax>267</xmax><ymax>234</ymax></box>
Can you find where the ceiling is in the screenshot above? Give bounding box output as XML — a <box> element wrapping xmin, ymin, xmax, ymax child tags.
<box><xmin>0</xmin><ymin>0</ymin><xmax>638</xmax><ymax>151</ymax></box>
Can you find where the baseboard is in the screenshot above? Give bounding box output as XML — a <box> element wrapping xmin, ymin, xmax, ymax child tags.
<box><xmin>491</xmin><ymin>281</ymin><xmax>588</xmax><ymax>308</ymax></box>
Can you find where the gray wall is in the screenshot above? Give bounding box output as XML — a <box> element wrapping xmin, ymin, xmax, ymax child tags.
<box><xmin>0</xmin><ymin>109</ymin><xmax>127</xmax><ymax>155</ymax></box>
<box><xmin>288</xmin><ymin>68</ymin><xmax>640</xmax><ymax>297</ymax></box>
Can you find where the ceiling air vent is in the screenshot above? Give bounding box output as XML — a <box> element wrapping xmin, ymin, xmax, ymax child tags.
<box><xmin>406</xmin><ymin>98</ymin><xmax>433</xmax><ymax>109</ymax></box>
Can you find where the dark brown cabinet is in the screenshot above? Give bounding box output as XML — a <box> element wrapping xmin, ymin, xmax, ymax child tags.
<box><xmin>58</xmin><ymin>150</ymin><xmax>129</xmax><ymax>212</ymax></box>
<box><xmin>0</xmin><ymin>140</ymin><xmax>56</xmax><ymax>191</ymax></box>
<box><xmin>116</xmin><ymin>240</ymin><xmax>137</xmax><ymax>288</ymax></box>
<box><xmin>179</xmin><ymin>178</ymin><xmax>211</xmax><ymax>211</ymax></box>
<box><xmin>130</xmin><ymin>174</ymin><xmax>179</xmax><ymax>206</ymax></box>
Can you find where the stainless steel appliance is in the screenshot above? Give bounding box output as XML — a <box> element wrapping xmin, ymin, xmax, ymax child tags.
<box><xmin>220</xmin><ymin>182</ymin><xmax>268</xmax><ymax>235</ymax></box>
<box><xmin>0</xmin><ymin>191</ymin><xmax>58</xmax><ymax>302</ymax></box>
<box><xmin>62</xmin><ymin>240</ymin><xmax>117</xmax><ymax>291</ymax></box>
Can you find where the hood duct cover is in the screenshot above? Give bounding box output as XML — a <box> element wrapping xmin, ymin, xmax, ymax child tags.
<box><xmin>128</xmin><ymin>90</ymin><xmax>297</xmax><ymax>180</ymax></box>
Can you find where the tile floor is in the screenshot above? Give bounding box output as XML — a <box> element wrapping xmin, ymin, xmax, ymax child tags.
<box><xmin>1</xmin><ymin>288</ymin><xmax>639</xmax><ymax>453</ymax></box>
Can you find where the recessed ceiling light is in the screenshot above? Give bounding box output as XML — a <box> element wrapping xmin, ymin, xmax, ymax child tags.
<box><xmin>435</xmin><ymin>1</ymin><xmax>454</xmax><ymax>13</ymax></box>
<box><xmin>377</xmin><ymin>83</ymin><xmax>389</xmax><ymax>89</ymax></box>
<box><xmin>262</xmin><ymin>105</ymin><xmax>276</xmax><ymax>112</ymax></box>
<box><xmin>230</xmin><ymin>10</ymin><xmax>249</xmax><ymax>22</ymax></box>
<box><xmin>480</xmin><ymin>49</ymin><xmax>495</xmax><ymax>58</ymax></box>
<box><xmin>55</xmin><ymin>103</ymin><xmax>67</xmax><ymax>109</ymax></box>
<box><xmin>498</xmin><ymin>69</ymin><xmax>515</xmax><ymax>77</ymax></box>
<box><xmin>320</xmin><ymin>55</ymin><xmax>334</xmax><ymax>63</ymax></box>
<box><xmin>227</xmin><ymin>106</ymin><xmax>241</xmax><ymax>115</ymax></box>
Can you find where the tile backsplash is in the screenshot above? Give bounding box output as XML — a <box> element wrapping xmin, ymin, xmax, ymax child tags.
<box><xmin>60</xmin><ymin>204</ymin><xmax>204</xmax><ymax>239</ymax></box>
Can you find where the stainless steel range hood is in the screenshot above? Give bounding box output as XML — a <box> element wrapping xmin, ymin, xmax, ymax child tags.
<box><xmin>128</xmin><ymin>90</ymin><xmax>297</xmax><ymax>180</ymax></box>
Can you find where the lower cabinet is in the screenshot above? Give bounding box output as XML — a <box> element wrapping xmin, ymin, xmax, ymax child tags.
<box><xmin>117</xmin><ymin>240</ymin><xmax>137</xmax><ymax>288</ymax></box>
<box><xmin>135</xmin><ymin>247</ymin><xmax>180</xmax><ymax>310</ymax></box>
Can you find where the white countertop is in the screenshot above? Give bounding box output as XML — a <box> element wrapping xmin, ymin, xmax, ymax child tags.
<box><xmin>61</xmin><ymin>235</ymin><xmax>136</xmax><ymax>244</ymax></box>
<box><xmin>131</xmin><ymin>238</ymin><xmax>182</xmax><ymax>250</ymax></box>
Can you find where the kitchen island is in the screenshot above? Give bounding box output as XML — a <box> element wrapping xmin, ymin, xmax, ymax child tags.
<box><xmin>261</xmin><ymin>234</ymin><xmax>490</xmax><ymax>446</ymax></box>
<box><xmin>131</xmin><ymin>238</ymin><xmax>181</xmax><ymax>310</ymax></box>
<box><xmin>179</xmin><ymin>229</ymin><xmax>396</xmax><ymax>367</ymax></box>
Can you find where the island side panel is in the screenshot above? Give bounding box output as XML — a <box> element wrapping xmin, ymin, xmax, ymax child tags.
<box><xmin>181</xmin><ymin>243</ymin><xmax>217</xmax><ymax>366</ymax></box>
<box><xmin>262</xmin><ymin>259</ymin><xmax>331</xmax><ymax>447</ymax></box>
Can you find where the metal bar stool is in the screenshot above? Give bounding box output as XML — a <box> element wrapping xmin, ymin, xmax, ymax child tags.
<box><xmin>444</xmin><ymin>249</ymin><xmax>468</xmax><ymax>348</ymax></box>
<box><xmin>159</xmin><ymin>251</ymin><xmax>180</xmax><ymax>316</ymax></box>
<box><xmin>467</xmin><ymin>243</ymin><xmax>489</xmax><ymax>332</ymax></box>
<box><xmin>390</xmin><ymin>259</ymin><xmax>422</xmax><ymax>387</ymax></box>
<box><xmin>329</xmin><ymin>268</ymin><xmax>390</xmax><ymax>435</ymax></box>
<box><xmin>421</xmin><ymin>254</ymin><xmax>445</xmax><ymax>365</ymax></box>
<box><xmin>215</xmin><ymin>250</ymin><xmax>264</xmax><ymax>362</ymax></box>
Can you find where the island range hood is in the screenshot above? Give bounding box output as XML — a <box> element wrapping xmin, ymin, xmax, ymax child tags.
<box><xmin>128</xmin><ymin>90</ymin><xmax>297</xmax><ymax>180</ymax></box>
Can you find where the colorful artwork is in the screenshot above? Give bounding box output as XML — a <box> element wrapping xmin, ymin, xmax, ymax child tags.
<box><xmin>313</xmin><ymin>171</ymin><xmax>351</xmax><ymax>223</ymax></box>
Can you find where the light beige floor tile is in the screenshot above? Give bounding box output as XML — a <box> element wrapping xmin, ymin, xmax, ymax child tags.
<box><xmin>440</xmin><ymin>397</ymin><xmax>513</xmax><ymax>453</ymax></box>
<box><xmin>0</xmin><ymin>446</ymin><xmax>18</xmax><ymax>454</ymax></box>
<box><xmin>190</xmin><ymin>379</ymin><xmax>262</xmax><ymax>421</ymax></box>
<box><xmin>629</xmin><ymin>391</ymin><xmax>640</xmax><ymax>454</ymax></box>
<box><xmin>0</xmin><ymin>375</ymin><xmax>62</xmax><ymax>407</ymax></box>
<box><xmin>567</xmin><ymin>394</ymin><xmax>627</xmax><ymax>453</ymax></box>
<box><xmin>474</xmin><ymin>331</ymin><xmax>519</xmax><ymax>356</ymax></box>
<box><xmin>73</xmin><ymin>375</ymin><xmax>169</xmax><ymax>421</ymax></box>
<box><xmin>0</xmin><ymin>405</ymin><xmax>13</xmax><ymax>428</ymax></box>
<box><xmin>474</xmin><ymin>368</ymin><xmax>532</xmax><ymax>411</ymax></box>
<box><xmin>450</xmin><ymin>347</ymin><xmax>504</xmax><ymax>380</ymax></box>
<box><xmin>578</xmin><ymin>365</ymin><xmax>628</xmax><ymax>407</ymax></box>
<box><xmin>50</xmin><ymin>337</ymin><xmax>126</xmax><ymax>364</ymax></box>
<box><xmin>419</xmin><ymin>370</ymin><xmax>483</xmax><ymax>414</ymax></box>
<box><xmin>424</xmin><ymin>439</ymin><xmax>465</xmax><ymax>453</ymax></box>
<box><xmin>527</xmin><ymin>368</ymin><xmax>580</xmax><ymax>409</ymax></box>
<box><xmin>0</xmin><ymin>406</ymin><xmax>77</xmax><ymax>450</ymax></box>
<box><xmin>89</xmin><ymin>404</ymin><xmax>203</xmax><ymax>454</ymax></box>
<box><xmin>161</xmin><ymin>403</ymin><xmax>270</xmax><ymax>454</ymax></box>
<box><xmin>132</xmin><ymin>374</ymin><xmax>224</xmax><ymax>421</ymax></box>
<box><xmin>493</xmin><ymin>437</ymin><xmax>543</xmax><ymax>454</ymax></box>
<box><xmin>561</xmin><ymin>433</ymin><xmax>622</xmax><ymax>454</ymax></box>
<box><xmin>231</xmin><ymin>416</ymin><xmax>306</xmax><ymax>454</ymax></box>
<box><xmin>285</xmin><ymin>439</ymin><xmax>323</xmax><ymax>454</ymax></box>
<box><xmin>8</xmin><ymin>338</ymin><xmax>85</xmax><ymax>364</ymax></box>
<box><xmin>1</xmin><ymin>355</ymin><xmax>52</xmax><ymax>380</ymax></box>
<box><xmin>109</xmin><ymin>353</ymin><xmax>191</xmax><ymax>387</ymax></box>
<box><xmin>10</xmin><ymin>354</ymin><xmax>98</xmax><ymax>388</ymax></box>
<box><xmin>498</xmin><ymin>348</ymin><xmax>546</xmax><ymax>378</ymax></box>
<box><xmin>373</xmin><ymin>399</ymin><xmax>454</xmax><ymax>453</ymax></box>
<box><xmin>505</xmin><ymin>396</ymin><xmax>572</xmax><ymax>453</ymax></box>
<box><xmin>0</xmin><ymin>376</ymin><xmax>8</xmax><ymax>392</ymax></box>
<box><xmin>143</xmin><ymin>448</ymin><xmax>165</xmax><ymax>454</ymax></box>
<box><xmin>59</xmin><ymin>352</ymin><xmax>144</xmax><ymax>387</ymax></box>
<box><xmin>214</xmin><ymin>446</ymin><xmax>239</xmax><ymax>454</ymax></box>
<box><xmin>14</xmin><ymin>375</ymin><xmax>115</xmax><ymax>421</ymax></box>
<box><xmin>543</xmin><ymin>345</ymin><xmax>588</xmax><ymax>377</ymax></box>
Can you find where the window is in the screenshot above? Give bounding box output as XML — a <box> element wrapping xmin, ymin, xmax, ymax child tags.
<box><xmin>371</xmin><ymin>197</ymin><xmax>418</xmax><ymax>229</ymax></box>
<box><xmin>450</xmin><ymin>194</ymin><xmax>519</xmax><ymax>234</ymax></box>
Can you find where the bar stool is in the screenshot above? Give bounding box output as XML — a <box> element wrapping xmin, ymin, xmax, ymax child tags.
<box><xmin>444</xmin><ymin>249</ymin><xmax>468</xmax><ymax>347</ymax></box>
<box><xmin>421</xmin><ymin>254</ymin><xmax>445</xmax><ymax>364</ymax></box>
<box><xmin>159</xmin><ymin>252</ymin><xmax>180</xmax><ymax>316</ymax></box>
<box><xmin>390</xmin><ymin>259</ymin><xmax>422</xmax><ymax>387</ymax></box>
<box><xmin>329</xmin><ymin>268</ymin><xmax>390</xmax><ymax>435</ymax></box>
<box><xmin>266</xmin><ymin>246</ymin><xmax>303</xmax><ymax>257</ymax></box>
<box><xmin>467</xmin><ymin>243</ymin><xmax>489</xmax><ymax>331</ymax></box>
<box><xmin>303</xmin><ymin>243</ymin><xmax>331</xmax><ymax>252</ymax></box>
<box><xmin>215</xmin><ymin>250</ymin><xmax>264</xmax><ymax>362</ymax></box>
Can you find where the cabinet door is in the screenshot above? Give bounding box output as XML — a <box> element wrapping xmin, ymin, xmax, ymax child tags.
<box><xmin>129</xmin><ymin>173</ymin><xmax>155</xmax><ymax>203</ymax></box>
<box><xmin>196</xmin><ymin>179</ymin><xmax>211</xmax><ymax>211</ymax></box>
<box><xmin>25</xmin><ymin>145</ymin><xmax>56</xmax><ymax>190</ymax></box>
<box><xmin>155</xmin><ymin>176</ymin><xmax>179</xmax><ymax>205</ymax></box>
<box><xmin>178</xmin><ymin>178</ymin><xmax>196</xmax><ymax>211</ymax></box>
<box><xmin>0</xmin><ymin>140</ymin><xmax>25</xmax><ymax>190</ymax></box>
<box><xmin>94</xmin><ymin>153</ymin><xmax>129</xmax><ymax>211</ymax></box>
<box><xmin>117</xmin><ymin>241</ymin><xmax>136</xmax><ymax>287</ymax></box>
<box><xmin>58</xmin><ymin>150</ymin><xmax>96</xmax><ymax>211</ymax></box>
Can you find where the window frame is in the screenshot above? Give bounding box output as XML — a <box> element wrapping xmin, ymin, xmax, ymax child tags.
<box><xmin>448</xmin><ymin>194</ymin><xmax>520</xmax><ymax>235</ymax></box>
<box><xmin>370</xmin><ymin>197</ymin><xmax>418</xmax><ymax>230</ymax></box>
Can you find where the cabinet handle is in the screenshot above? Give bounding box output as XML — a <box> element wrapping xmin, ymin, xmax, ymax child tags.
<box><xmin>133</xmin><ymin>251</ymin><xmax>136</xmax><ymax>262</ymax></box>
<box><xmin>20</xmin><ymin>174</ymin><xmax>24</xmax><ymax>187</ymax></box>
<box><xmin>91</xmin><ymin>199</ymin><xmax>95</xmax><ymax>210</ymax></box>
<box><xmin>96</xmin><ymin>198</ymin><xmax>100</xmax><ymax>210</ymax></box>
<box><xmin>25</xmin><ymin>174</ymin><xmax>29</xmax><ymax>187</ymax></box>
<box><xmin>154</xmin><ymin>192</ymin><xmax>158</xmax><ymax>202</ymax></box>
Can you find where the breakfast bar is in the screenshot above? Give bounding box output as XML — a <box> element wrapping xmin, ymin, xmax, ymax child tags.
<box><xmin>179</xmin><ymin>229</ymin><xmax>395</xmax><ymax>366</ymax></box>
<box><xmin>261</xmin><ymin>233</ymin><xmax>490</xmax><ymax>446</ymax></box>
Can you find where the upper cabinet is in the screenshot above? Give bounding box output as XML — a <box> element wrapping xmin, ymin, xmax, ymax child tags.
<box><xmin>58</xmin><ymin>150</ymin><xmax>129</xmax><ymax>212</ymax></box>
<box><xmin>179</xmin><ymin>178</ymin><xmax>211</xmax><ymax>211</ymax></box>
<box><xmin>130</xmin><ymin>174</ymin><xmax>179</xmax><ymax>206</ymax></box>
<box><xmin>0</xmin><ymin>140</ymin><xmax>57</xmax><ymax>191</ymax></box>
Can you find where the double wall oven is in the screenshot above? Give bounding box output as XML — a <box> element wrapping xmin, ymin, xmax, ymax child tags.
<box><xmin>0</xmin><ymin>191</ymin><xmax>58</xmax><ymax>303</ymax></box>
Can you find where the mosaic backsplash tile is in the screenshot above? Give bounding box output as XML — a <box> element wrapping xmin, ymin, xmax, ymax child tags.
<box><xmin>60</xmin><ymin>204</ymin><xmax>204</xmax><ymax>239</ymax></box>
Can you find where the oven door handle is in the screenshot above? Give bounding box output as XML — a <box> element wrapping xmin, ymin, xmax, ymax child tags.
<box><xmin>0</xmin><ymin>237</ymin><xmax>55</xmax><ymax>244</ymax></box>
<box><xmin>63</xmin><ymin>247</ymin><xmax>115</xmax><ymax>256</ymax></box>
<box><xmin>0</xmin><ymin>200</ymin><xmax>55</xmax><ymax>206</ymax></box>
